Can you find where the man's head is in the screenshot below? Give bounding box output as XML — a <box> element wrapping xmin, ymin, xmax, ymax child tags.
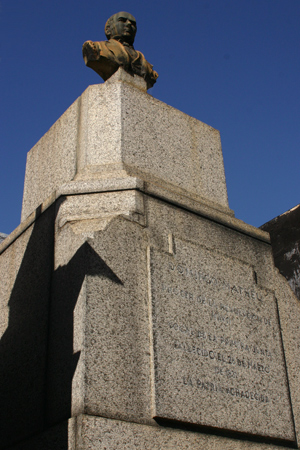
<box><xmin>105</xmin><ymin>12</ymin><xmax>137</xmax><ymax>45</ymax></box>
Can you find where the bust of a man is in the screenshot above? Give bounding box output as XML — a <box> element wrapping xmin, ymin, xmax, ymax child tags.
<box><xmin>82</xmin><ymin>11</ymin><xmax>158</xmax><ymax>89</ymax></box>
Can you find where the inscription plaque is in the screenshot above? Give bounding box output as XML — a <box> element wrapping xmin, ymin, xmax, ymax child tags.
<box><xmin>149</xmin><ymin>239</ymin><xmax>295</xmax><ymax>441</ymax></box>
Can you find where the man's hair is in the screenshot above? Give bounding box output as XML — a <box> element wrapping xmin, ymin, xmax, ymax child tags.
<box><xmin>104</xmin><ymin>15</ymin><xmax>115</xmax><ymax>40</ymax></box>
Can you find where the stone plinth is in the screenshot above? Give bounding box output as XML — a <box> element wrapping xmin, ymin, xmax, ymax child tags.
<box><xmin>21</xmin><ymin>69</ymin><xmax>232</xmax><ymax>222</ymax></box>
<box><xmin>1</xmin><ymin>71</ymin><xmax>300</xmax><ymax>450</ymax></box>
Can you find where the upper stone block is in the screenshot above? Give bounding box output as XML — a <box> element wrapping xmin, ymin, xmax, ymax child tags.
<box><xmin>21</xmin><ymin>69</ymin><xmax>231</xmax><ymax>221</ymax></box>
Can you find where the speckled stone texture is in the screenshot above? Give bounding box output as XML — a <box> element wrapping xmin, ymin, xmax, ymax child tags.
<box><xmin>0</xmin><ymin>206</ymin><xmax>55</xmax><ymax>449</ymax></box>
<box><xmin>21</xmin><ymin>68</ymin><xmax>231</xmax><ymax>221</ymax></box>
<box><xmin>44</xmin><ymin>194</ymin><xmax>296</xmax><ymax>446</ymax></box>
<box><xmin>6</xmin><ymin>415</ymin><xmax>297</xmax><ymax>450</ymax></box>
<box><xmin>4</xmin><ymin>190</ymin><xmax>299</xmax><ymax>448</ymax></box>
<box><xmin>149</xmin><ymin>240</ymin><xmax>292</xmax><ymax>439</ymax></box>
<box><xmin>2</xmin><ymin>71</ymin><xmax>300</xmax><ymax>450</ymax></box>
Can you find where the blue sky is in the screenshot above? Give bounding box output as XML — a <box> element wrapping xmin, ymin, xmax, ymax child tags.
<box><xmin>1</xmin><ymin>0</ymin><xmax>299</xmax><ymax>234</ymax></box>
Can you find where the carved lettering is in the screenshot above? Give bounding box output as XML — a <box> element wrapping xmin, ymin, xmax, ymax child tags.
<box><xmin>162</xmin><ymin>282</ymin><xmax>272</xmax><ymax>328</ymax></box>
<box><xmin>168</xmin><ymin>261</ymin><xmax>265</xmax><ymax>302</ymax></box>
<box><xmin>151</xmin><ymin>245</ymin><xmax>292</xmax><ymax>437</ymax></box>
<box><xmin>191</xmin><ymin>378</ymin><xmax>269</xmax><ymax>403</ymax></box>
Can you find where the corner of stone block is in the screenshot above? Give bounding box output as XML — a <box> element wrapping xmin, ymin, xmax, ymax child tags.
<box><xmin>105</xmin><ymin>67</ymin><xmax>148</xmax><ymax>92</ymax></box>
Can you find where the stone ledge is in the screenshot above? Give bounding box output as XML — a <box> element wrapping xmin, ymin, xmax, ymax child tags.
<box><xmin>8</xmin><ymin>414</ymin><xmax>294</xmax><ymax>450</ymax></box>
<box><xmin>0</xmin><ymin>191</ymin><xmax>56</xmax><ymax>254</ymax></box>
<box><xmin>0</xmin><ymin>180</ymin><xmax>270</xmax><ymax>255</ymax></box>
<box><xmin>21</xmin><ymin>72</ymin><xmax>230</xmax><ymax>220</ymax></box>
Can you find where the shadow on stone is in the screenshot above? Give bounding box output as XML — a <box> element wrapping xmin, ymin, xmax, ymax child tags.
<box><xmin>46</xmin><ymin>240</ymin><xmax>123</xmax><ymax>426</ymax></box>
<box><xmin>155</xmin><ymin>418</ymin><xmax>297</xmax><ymax>449</ymax></box>
<box><xmin>0</xmin><ymin>204</ymin><xmax>123</xmax><ymax>449</ymax></box>
<box><xmin>0</xmin><ymin>205</ymin><xmax>56</xmax><ymax>449</ymax></box>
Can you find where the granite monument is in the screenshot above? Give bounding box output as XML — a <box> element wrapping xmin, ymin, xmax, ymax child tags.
<box><xmin>0</xmin><ymin>13</ymin><xmax>300</xmax><ymax>450</ymax></box>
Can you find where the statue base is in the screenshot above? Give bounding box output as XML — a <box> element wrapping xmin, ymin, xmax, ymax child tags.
<box><xmin>1</xmin><ymin>69</ymin><xmax>299</xmax><ymax>449</ymax></box>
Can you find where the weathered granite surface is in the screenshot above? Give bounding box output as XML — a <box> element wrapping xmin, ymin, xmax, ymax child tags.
<box><xmin>1</xmin><ymin>73</ymin><xmax>300</xmax><ymax>449</ymax></box>
<box><xmin>7</xmin><ymin>415</ymin><xmax>299</xmax><ymax>450</ymax></box>
<box><xmin>24</xmin><ymin>194</ymin><xmax>296</xmax><ymax>445</ymax></box>
<box><xmin>21</xmin><ymin>68</ymin><xmax>231</xmax><ymax>221</ymax></box>
<box><xmin>0</xmin><ymin>206</ymin><xmax>55</xmax><ymax>449</ymax></box>
<box><xmin>150</xmin><ymin>240</ymin><xmax>293</xmax><ymax>439</ymax></box>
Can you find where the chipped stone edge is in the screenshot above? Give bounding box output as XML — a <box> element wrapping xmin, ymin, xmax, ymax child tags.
<box><xmin>0</xmin><ymin>177</ymin><xmax>270</xmax><ymax>255</ymax></box>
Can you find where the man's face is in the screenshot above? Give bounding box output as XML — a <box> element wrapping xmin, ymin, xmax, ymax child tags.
<box><xmin>111</xmin><ymin>12</ymin><xmax>137</xmax><ymax>45</ymax></box>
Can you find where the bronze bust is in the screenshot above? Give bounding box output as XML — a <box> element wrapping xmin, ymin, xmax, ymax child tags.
<box><xmin>82</xmin><ymin>12</ymin><xmax>158</xmax><ymax>89</ymax></box>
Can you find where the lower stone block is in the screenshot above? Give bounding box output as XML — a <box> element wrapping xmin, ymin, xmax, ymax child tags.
<box><xmin>10</xmin><ymin>415</ymin><xmax>293</xmax><ymax>450</ymax></box>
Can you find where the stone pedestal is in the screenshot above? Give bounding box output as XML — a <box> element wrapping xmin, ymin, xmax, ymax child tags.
<box><xmin>1</xmin><ymin>69</ymin><xmax>300</xmax><ymax>450</ymax></box>
<box><xmin>21</xmin><ymin>69</ymin><xmax>231</xmax><ymax>222</ymax></box>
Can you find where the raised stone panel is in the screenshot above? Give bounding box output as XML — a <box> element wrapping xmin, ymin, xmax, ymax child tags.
<box><xmin>21</xmin><ymin>100</ymin><xmax>79</xmax><ymax>221</ymax></box>
<box><xmin>121</xmin><ymin>81</ymin><xmax>229</xmax><ymax>209</ymax></box>
<box><xmin>77</xmin><ymin>80</ymin><xmax>123</xmax><ymax>169</ymax></box>
<box><xmin>149</xmin><ymin>238</ymin><xmax>295</xmax><ymax>442</ymax></box>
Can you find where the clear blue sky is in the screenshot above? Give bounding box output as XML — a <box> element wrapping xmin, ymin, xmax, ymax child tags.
<box><xmin>1</xmin><ymin>0</ymin><xmax>299</xmax><ymax>234</ymax></box>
